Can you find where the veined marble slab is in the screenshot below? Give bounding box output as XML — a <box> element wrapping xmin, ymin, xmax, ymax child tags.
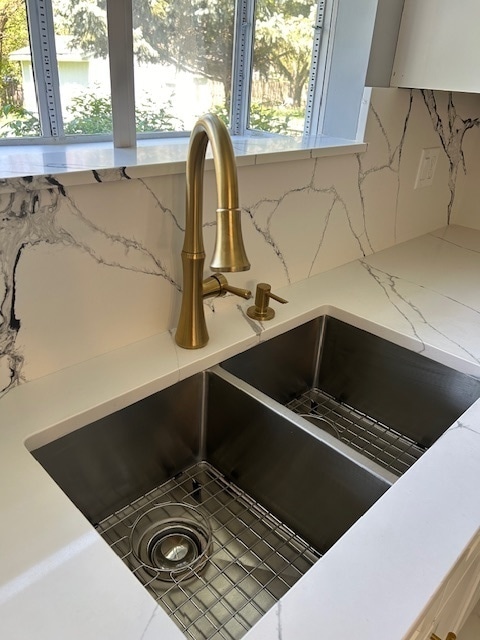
<box><xmin>2</xmin><ymin>89</ymin><xmax>480</xmax><ymax>394</ymax></box>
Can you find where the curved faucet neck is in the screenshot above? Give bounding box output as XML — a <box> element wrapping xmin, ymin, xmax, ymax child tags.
<box><xmin>175</xmin><ymin>113</ymin><xmax>250</xmax><ymax>350</ymax></box>
<box><xmin>183</xmin><ymin>113</ymin><xmax>239</xmax><ymax>256</ymax></box>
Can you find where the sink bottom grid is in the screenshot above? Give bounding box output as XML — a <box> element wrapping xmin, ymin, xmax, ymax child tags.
<box><xmin>97</xmin><ymin>461</ymin><xmax>321</xmax><ymax>640</ymax></box>
<box><xmin>286</xmin><ymin>387</ymin><xmax>427</xmax><ymax>476</ymax></box>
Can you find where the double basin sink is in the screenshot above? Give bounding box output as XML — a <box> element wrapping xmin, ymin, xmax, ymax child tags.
<box><xmin>30</xmin><ymin>315</ymin><xmax>480</xmax><ymax>639</ymax></box>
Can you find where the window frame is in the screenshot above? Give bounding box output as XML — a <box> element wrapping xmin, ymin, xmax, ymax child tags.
<box><xmin>25</xmin><ymin>0</ymin><xmax>64</xmax><ymax>138</ymax></box>
<box><xmin>1</xmin><ymin>0</ymin><xmax>380</xmax><ymax>148</ymax></box>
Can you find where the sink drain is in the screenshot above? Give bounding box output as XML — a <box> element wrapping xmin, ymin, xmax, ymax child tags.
<box><xmin>130</xmin><ymin>503</ymin><xmax>211</xmax><ymax>582</ymax></box>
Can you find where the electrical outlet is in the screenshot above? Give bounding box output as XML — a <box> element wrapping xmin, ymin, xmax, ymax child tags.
<box><xmin>415</xmin><ymin>147</ymin><xmax>440</xmax><ymax>189</ymax></box>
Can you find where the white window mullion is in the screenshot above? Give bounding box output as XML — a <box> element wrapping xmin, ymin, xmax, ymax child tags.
<box><xmin>304</xmin><ymin>0</ymin><xmax>334</xmax><ymax>137</ymax></box>
<box><xmin>106</xmin><ymin>0</ymin><xmax>136</xmax><ymax>148</ymax></box>
<box><xmin>230</xmin><ymin>0</ymin><xmax>256</xmax><ymax>136</ymax></box>
<box><xmin>25</xmin><ymin>0</ymin><xmax>64</xmax><ymax>138</ymax></box>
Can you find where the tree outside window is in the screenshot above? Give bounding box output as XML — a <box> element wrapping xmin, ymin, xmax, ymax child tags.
<box><xmin>0</xmin><ymin>0</ymin><xmax>318</xmax><ymax>139</ymax></box>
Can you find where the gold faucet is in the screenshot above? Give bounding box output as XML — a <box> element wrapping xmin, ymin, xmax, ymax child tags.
<box><xmin>175</xmin><ymin>113</ymin><xmax>251</xmax><ymax>349</ymax></box>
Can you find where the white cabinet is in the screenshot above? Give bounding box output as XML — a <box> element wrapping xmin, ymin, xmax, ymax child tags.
<box><xmin>407</xmin><ymin>534</ymin><xmax>480</xmax><ymax>640</ymax></box>
<box><xmin>391</xmin><ymin>0</ymin><xmax>480</xmax><ymax>92</ymax></box>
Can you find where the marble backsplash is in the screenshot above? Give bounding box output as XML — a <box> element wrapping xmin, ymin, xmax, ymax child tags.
<box><xmin>1</xmin><ymin>87</ymin><xmax>480</xmax><ymax>393</ymax></box>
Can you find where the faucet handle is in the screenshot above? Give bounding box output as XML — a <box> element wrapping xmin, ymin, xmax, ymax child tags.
<box><xmin>247</xmin><ymin>283</ymin><xmax>288</xmax><ymax>321</ymax></box>
<box><xmin>202</xmin><ymin>274</ymin><xmax>251</xmax><ymax>300</ymax></box>
<box><xmin>221</xmin><ymin>283</ymin><xmax>252</xmax><ymax>300</ymax></box>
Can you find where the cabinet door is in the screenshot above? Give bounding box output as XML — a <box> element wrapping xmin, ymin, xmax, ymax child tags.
<box><xmin>431</xmin><ymin>552</ymin><xmax>480</xmax><ymax>639</ymax></box>
<box><xmin>391</xmin><ymin>0</ymin><xmax>480</xmax><ymax>92</ymax></box>
<box><xmin>407</xmin><ymin>534</ymin><xmax>480</xmax><ymax>640</ymax></box>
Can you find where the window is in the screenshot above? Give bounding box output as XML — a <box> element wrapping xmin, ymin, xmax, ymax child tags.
<box><xmin>131</xmin><ymin>0</ymin><xmax>236</xmax><ymax>134</ymax></box>
<box><xmin>0</xmin><ymin>0</ymin><xmax>379</xmax><ymax>146</ymax></box>
<box><xmin>0</xmin><ymin>0</ymin><xmax>41</xmax><ymax>139</ymax></box>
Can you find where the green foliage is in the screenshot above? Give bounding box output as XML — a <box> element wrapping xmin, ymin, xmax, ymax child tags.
<box><xmin>249</xmin><ymin>103</ymin><xmax>295</xmax><ymax>134</ymax></box>
<box><xmin>135</xmin><ymin>97</ymin><xmax>182</xmax><ymax>132</ymax></box>
<box><xmin>64</xmin><ymin>91</ymin><xmax>181</xmax><ymax>135</ymax></box>
<box><xmin>63</xmin><ymin>92</ymin><xmax>112</xmax><ymax>134</ymax></box>
<box><xmin>212</xmin><ymin>101</ymin><xmax>301</xmax><ymax>135</ymax></box>
<box><xmin>0</xmin><ymin>91</ymin><xmax>181</xmax><ymax>138</ymax></box>
<box><xmin>210</xmin><ymin>104</ymin><xmax>229</xmax><ymax>126</ymax></box>
<box><xmin>0</xmin><ymin>105</ymin><xmax>41</xmax><ymax>137</ymax></box>
<box><xmin>0</xmin><ymin>0</ymin><xmax>29</xmax><ymax>107</ymax></box>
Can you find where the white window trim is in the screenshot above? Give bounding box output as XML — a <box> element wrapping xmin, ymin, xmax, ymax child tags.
<box><xmin>321</xmin><ymin>0</ymin><xmax>379</xmax><ymax>140</ymax></box>
<box><xmin>106</xmin><ymin>0</ymin><xmax>136</xmax><ymax>148</ymax></box>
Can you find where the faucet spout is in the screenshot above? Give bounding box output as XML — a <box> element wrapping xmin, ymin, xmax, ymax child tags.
<box><xmin>175</xmin><ymin>114</ymin><xmax>251</xmax><ymax>349</ymax></box>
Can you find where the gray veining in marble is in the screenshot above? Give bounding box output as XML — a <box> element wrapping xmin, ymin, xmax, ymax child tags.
<box><xmin>360</xmin><ymin>260</ymin><xmax>427</xmax><ymax>351</ymax></box>
<box><xmin>358</xmin><ymin>91</ymin><xmax>413</xmax><ymax>243</ymax></box>
<box><xmin>360</xmin><ymin>259</ymin><xmax>480</xmax><ymax>365</ymax></box>
<box><xmin>0</xmin><ymin>176</ymin><xmax>181</xmax><ymax>395</ymax></box>
<box><xmin>243</xmin><ymin>89</ymin><xmax>417</xmax><ymax>281</ymax></box>
<box><xmin>422</xmin><ymin>90</ymin><xmax>480</xmax><ymax>224</ymax></box>
<box><xmin>276</xmin><ymin>601</ymin><xmax>283</xmax><ymax>640</ymax></box>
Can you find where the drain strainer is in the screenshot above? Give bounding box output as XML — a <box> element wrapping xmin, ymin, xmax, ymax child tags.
<box><xmin>130</xmin><ymin>502</ymin><xmax>211</xmax><ymax>582</ymax></box>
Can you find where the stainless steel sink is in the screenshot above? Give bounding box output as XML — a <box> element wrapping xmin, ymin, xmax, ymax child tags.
<box><xmin>222</xmin><ymin>315</ymin><xmax>480</xmax><ymax>476</ymax></box>
<box><xmin>31</xmin><ymin>367</ymin><xmax>390</xmax><ymax>640</ymax></box>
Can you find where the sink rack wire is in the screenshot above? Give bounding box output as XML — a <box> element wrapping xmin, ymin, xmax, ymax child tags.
<box><xmin>286</xmin><ymin>388</ymin><xmax>427</xmax><ymax>476</ymax></box>
<box><xmin>98</xmin><ymin>462</ymin><xmax>320</xmax><ymax>640</ymax></box>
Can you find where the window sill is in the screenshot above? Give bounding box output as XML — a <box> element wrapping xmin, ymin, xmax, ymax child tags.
<box><xmin>0</xmin><ymin>134</ymin><xmax>367</xmax><ymax>193</ymax></box>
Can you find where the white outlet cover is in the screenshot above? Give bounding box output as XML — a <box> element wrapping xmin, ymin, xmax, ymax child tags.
<box><xmin>415</xmin><ymin>147</ymin><xmax>440</xmax><ymax>189</ymax></box>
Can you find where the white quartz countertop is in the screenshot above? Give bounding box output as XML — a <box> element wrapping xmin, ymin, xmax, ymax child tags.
<box><xmin>2</xmin><ymin>224</ymin><xmax>480</xmax><ymax>640</ymax></box>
